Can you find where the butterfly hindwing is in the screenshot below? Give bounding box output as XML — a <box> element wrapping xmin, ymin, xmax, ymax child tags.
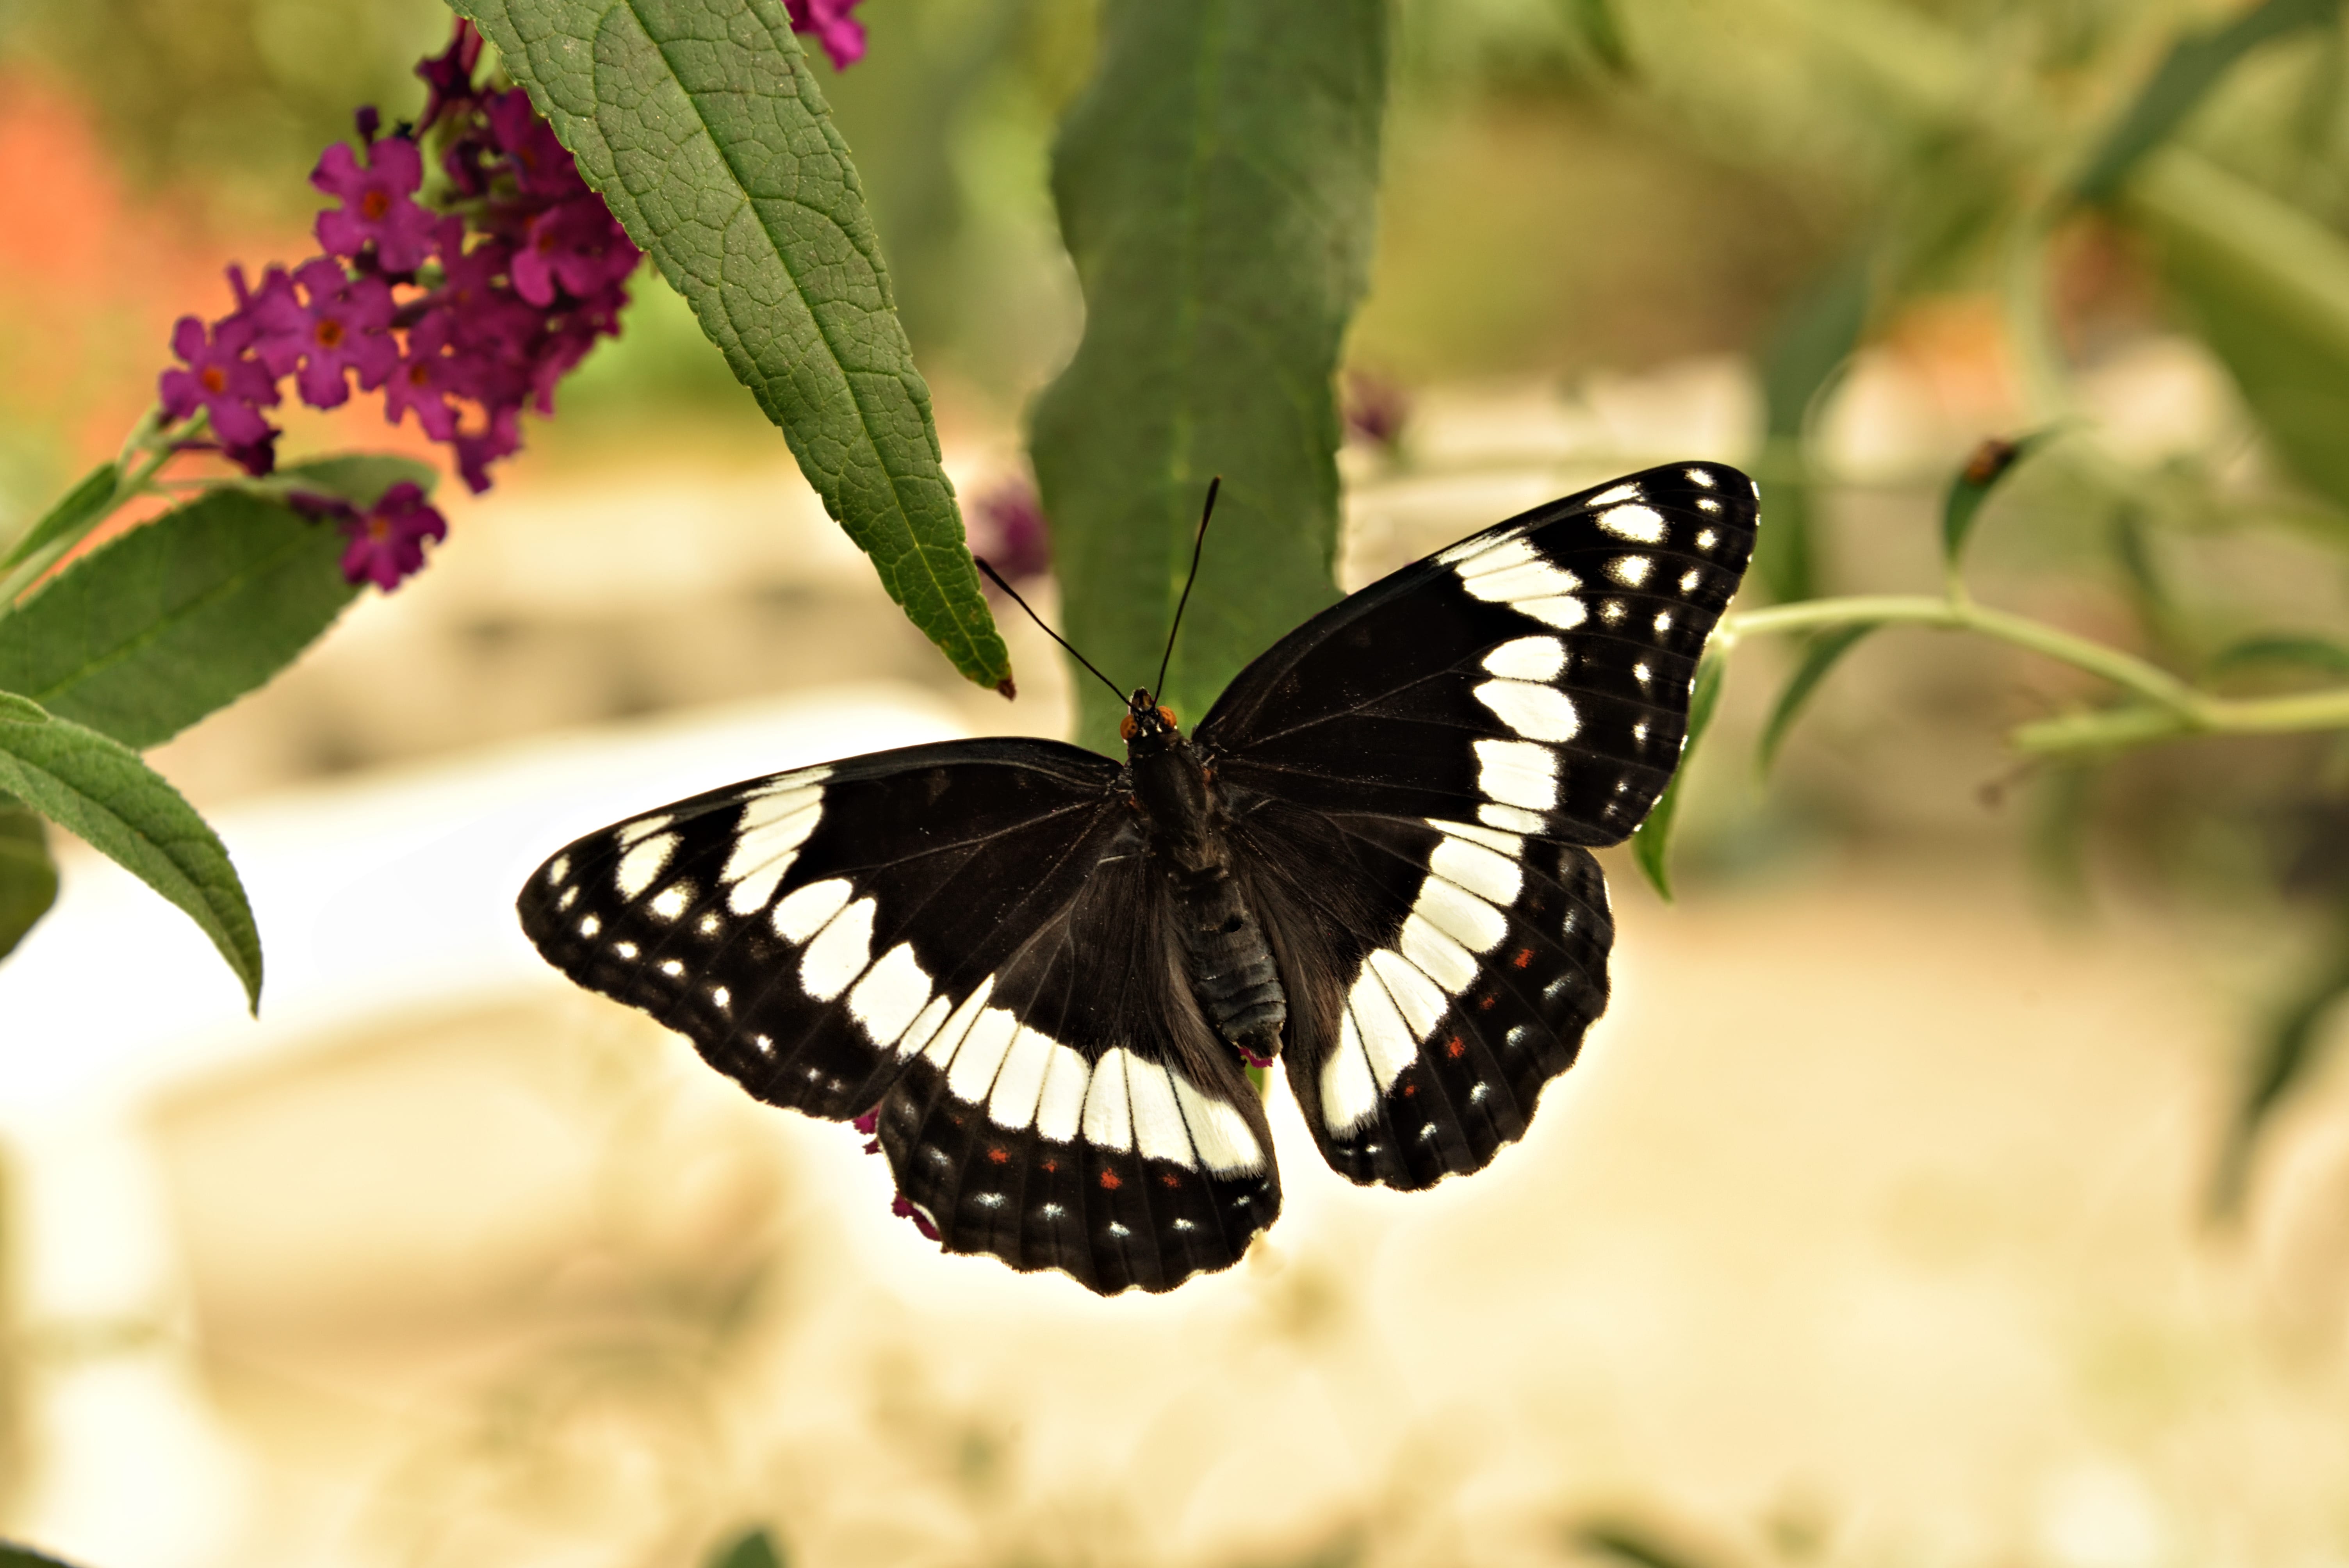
<box><xmin>1199</xmin><ymin>463</ymin><xmax>1755</xmax><ymax>1189</ymax></box>
<box><xmin>1201</xmin><ymin>463</ymin><xmax>1759</xmax><ymax>844</ymax></box>
<box><xmin>519</xmin><ymin>738</ymin><xmax>1280</xmax><ymax>1293</ymax></box>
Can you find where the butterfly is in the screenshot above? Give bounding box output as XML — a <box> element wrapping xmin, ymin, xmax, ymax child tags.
<box><xmin>518</xmin><ymin>462</ymin><xmax>1757</xmax><ymax>1294</ymax></box>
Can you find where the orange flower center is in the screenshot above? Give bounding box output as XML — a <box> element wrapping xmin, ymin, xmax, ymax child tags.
<box><xmin>199</xmin><ymin>366</ymin><xmax>227</xmax><ymax>394</ymax></box>
<box><xmin>360</xmin><ymin>189</ymin><xmax>392</xmax><ymax>221</ymax></box>
<box><xmin>314</xmin><ymin>318</ymin><xmax>346</xmax><ymax>349</ymax></box>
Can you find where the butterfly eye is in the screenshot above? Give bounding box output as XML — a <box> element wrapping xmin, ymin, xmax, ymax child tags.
<box><xmin>1120</xmin><ymin>713</ymin><xmax>1138</xmax><ymax>741</ymax></box>
<box><xmin>1157</xmin><ymin>706</ymin><xmax>1178</xmax><ymax>730</ymax></box>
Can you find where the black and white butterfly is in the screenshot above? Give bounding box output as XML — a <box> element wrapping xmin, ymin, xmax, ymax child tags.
<box><xmin>519</xmin><ymin>462</ymin><xmax>1757</xmax><ymax>1294</ymax></box>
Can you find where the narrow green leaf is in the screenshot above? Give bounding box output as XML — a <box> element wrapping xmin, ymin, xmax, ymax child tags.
<box><xmin>265</xmin><ymin>453</ymin><xmax>439</xmax><ymax>509</ymax></box>
<box><xmin>1752</xmin><ymin>249</ymin><xmax>1871</xmax><ymax>604</ymax></box>
<box><xmin>1630</xmin><ymin>645</ymin><xmax>1727</xmax><ymax>903</ymax></box>
<box><xmin>2074</xmin><ymin>0</ymin><xmax>2338</xmax><ymax>203</ymax></box>
<box><xmin>0</xmin><ymin>791</ymin><xmax>58</xmax><ymax>960</ymax></box>
<box><xmin>0</xmin><ymin>1542</ymin><xmax>85</xmax><ymax>1568</ymax></box>
<box><xmin>2208</xmin><ymin>633</ymin><xmax>2349</xmax><ymax>678</ymax></box>
<box><xmin>1756</xmin><ymin>623</ymin><xmax>1878</xmax><ymax>775</ymax></box>
<box><xmin>2212</xmin><ymin>926</ymin><xmax>2349</xmax><ymax>1217</ymax></box>
<box><xmin>2126</xmin><ymin>150</ymin><xmax>2349</xmax><ymax>512</ymax></box>
<box><xmin>0</xmin><ymin>482</ymin><xmax>370</xmax><ymax>750</ymax></box>
<box><xmin>0</xmin><ymin>695</ymin><xmax>258</xmax><ymax>1009</ymax></box>
<box><xmin>451</xmin><ymin>0</ymin><xmax>1011</xmax><ymax>694</ymax></box>
<box><xmin>1572</xmin><ymin>1520</ymin><xmax>1721</xmax><ymax>1568</ymax></box>
<box><xmin>705</xmin><ymin>1528</ymin><xmax>785</xmax><ymax>1568</ymax></box>
<box><xmin>1029</xmin><ymin>0</ymin><xmax>1388</xmax><ymax>753</ymax></box>
<box><xmin>2</xmin><ymin>463</ymin><xmax>118</xmax><ymax>572</ymax></box>
<box><xmin>1940</xmin><ymin>428</ymin><xmax>2057</xmax><ymax>569</ymax></box>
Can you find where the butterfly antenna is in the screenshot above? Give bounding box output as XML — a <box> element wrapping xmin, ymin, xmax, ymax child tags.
<box><xmin>975</xmin><ymin>557</ymin><xmax>1129</xmax><ymax>707</ymax></box>
<box><xmin>1154</xmin><ymin>476</ymin><xmax>1220</xmax><ymax>702</ymax></box>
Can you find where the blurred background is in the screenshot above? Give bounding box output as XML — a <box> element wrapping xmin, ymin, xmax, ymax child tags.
<box><xmin>4</xmin><ymin>0</ymin><xmax>2349</xmax><ymax>1564</ymax></box>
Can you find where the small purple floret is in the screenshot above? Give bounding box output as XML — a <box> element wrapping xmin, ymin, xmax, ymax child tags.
<box><xmin>338</xmin><ymin>481</ymin><xmax>447</xmax><ymax>591</ymax></box>
<box><xmin>250</xmin><ymin>258</ymin><xmax>399</xmax><ymax>410</ymax></box>
<box><xmin>969</xmin><ymin>476</ymin><xmax>1051</xmax><ymax>594</ymax></box>
<box><xmin>890</xmin><ymin>1192</ymin><xmax>940</xmax><ymax>1242</ymax></box>
<box><xmin>313</xmin><ymin>135</ymin><xmax>437</xmax><ymax>274</ymax></box>
<box><xmin>786</xmin><ymin>0</ymin><xmax>869</xmax><ymax>68</ymax></box>
<box><xmin>512</xmin><ymin>196</ymin><xmax>641</xmax><ymax>308</ymax></box>
<box><xmin>158</xmin><ymin>314</ymin><xmax>279</xmax><ymax>447</ymax></box>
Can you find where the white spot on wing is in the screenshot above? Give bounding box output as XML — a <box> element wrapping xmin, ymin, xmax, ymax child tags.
<box><xmin>771</xmin><ymin>877</ymin><xmax>852</xmax><ymax>944</ymax></box>
<box><xmin>1170</xmin><ymin>1071</ymin><xmax>1264</xmax><ymax>1175</ymax></box>
<box><xmin>1368</xmin><ymin>948</ymin><xmax>1450</xmax><ymax>1039</ymax></box>
<box><xmin>1474</xmin><ymin>738</ymin><xmax>1559</xmax><ymax>810</ymax></box>
<box><xmin>1696</xmin><ymin>527</ymin><xmax>1720</xmax><ymax>550</ymax></box>
<box><xmin>1436</xmin><ymin>820</ymin><xmax>1526</xmax><ymax>859</ymax></box>
<box><xmin>1598</xmin><ymin>504</ymin><xmax>1667</xmax><ymax>543</ymax></box>
<box><xmin>723</xmin><ymin>781</ymin><xmax>826</xmax><ymax>914</ymax></box>
<box><xmin>577</xmin><ymin>914</ymin><xmax>601</xmax><ymax>937</ymax></box>
<box><xmin>922</xmin><ymin>980</ymin><xmax>996</xmax><ymax>1069</ymax></box>
<box><xmin>547</xmin><ymin>855</ymin><xmax>570</xmax><ymax>884</ymax></box>
<box><xmin>987</xmin><ymin>1026</ymin><xmax>1057</xmax><ymax>1129</ymax></box>
<box><xmin>1348</xmin><ymin>967</ymin><xmax>1419</xmax><ymax>1086</ymax></box>
<box><xmin>1322</xmin><ymin>1011</ymin><xmax>1379</xmax><ymax>1134</ymax></box>
<box><xmin>1400</xmin><ymin>910</ymin><xmax>1480</xmax><ymax>993</ymax></box>
<box><xmin>1482</xmin><ymin>636</ymin><xmax>1566</xmax><ymax>681</ymax></box>
<box><xmin>1588</xmin><ymin>482</ymin><xmax>1641</xmax><ymax>506</ymax></box>
<box><xmin>1511</xmin><ymin>595</ymin><xmax>1588</xmax><ymax>631</ymax></box>
<box><xmin>615</xmin><ymin>833</ymin><xmax>677</xmax><ymax>900</ymax></box>
<box><xmin>1125</xmin><ymin>1058</ymin><xmax>1195</xmax><ymax>1168</ymax></box>
<box><xmin>945</xmin><ymin>1007</ymin><xmax>1020</xmax><ymax>1104</ymax></box>
<box><xmin>1474</xmin><ymin>679</ymin><xmax>1580</xmax><ymax>743</ymax></box>
<box><xmin>1686</xmin><ymin>467</ymin><xmax>1716</xmax><ymax>488</ymax></box>
<box><xmin>647</xmin><ymin>882</ymin><xmax>692</xmax><ymax>921</ymax></box>
<box><xmin>1679</xmin><ymin>568</ymin><xmax>1700</xmax><ymax>594</ymax></box>
<box><xmin>1431</xmin><ymin>833</ymin><xmax>1523</xmax><ymax>907</ymax></box>
<box><xmin>556</xmin><ymin>887</ymin><xmax>579</xmax><ymax>912</ymax></box>
<box><xmin>895</xmin><ymin>993</ymin><xmax>953</xmax><ymax>1059</ymax></box>
<box><xmin>1609</xmin><ymin>555</ymin><xmax>1653</xmax><ymax>586</ymax></box>
<box><xmin>615</xmin><ymin>816</ymin><xmax>672</xmax><ymax>850</ymax></box>
<box><xmin>1479</xmin><ymin>802</ymin><xmax>1546</xmax><ymax>833</ymax></box>
<box><xmin>848</xmin><ymin>942</ymin><xmax>931</xmax><ymax>1046</ymax></box>
<box><xmin>659</xmin><ymin>959</ymin><xmax>684</xmax><ymax>978</ymax></box>
<box><xmin>1035</xmin><ymin>1045</ymin><xmax>1091</xmax><ymax>1143</ymax></box>
<box><xmin>800</xmin><ymin>895</ymin><xmax>877</xmax><ymax>1001</ymax></box>
<box><xmin>1082</xmin><ymin>1049</ymin><xmax>1134</xmax><ymax>1152</ymax></box>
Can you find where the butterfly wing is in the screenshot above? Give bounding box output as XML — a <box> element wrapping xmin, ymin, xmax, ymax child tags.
<box><xmin>1197</xmin><ymin>461</ymin><xmax>1759</xmax><ymax>1188</ymax></box>
<box><xmin>519</xmin><ymin>738</ymin><xmax>1279</xmax><ymax>1294</ymax></box>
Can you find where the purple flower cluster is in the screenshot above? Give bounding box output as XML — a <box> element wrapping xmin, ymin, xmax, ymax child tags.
<box><xmin>156</xmin><ymin>21</ymin><xmax>641</xmax><ymax>588</ymax></box>
<box><xmin>967</xmin><ymin>475</ymin><xmax>1053</xmax><ymax>597</ymax></box>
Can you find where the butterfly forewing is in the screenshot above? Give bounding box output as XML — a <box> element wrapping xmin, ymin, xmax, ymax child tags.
<box><xmin>1201</xmin><ymin>463</ymin><xmax>1758</xmax><ymax>844</ymax></box>
<box><xmin>520</xmin><ymin>738</ymin><xmax>1280</xmax><ymax>1292</ymax></box>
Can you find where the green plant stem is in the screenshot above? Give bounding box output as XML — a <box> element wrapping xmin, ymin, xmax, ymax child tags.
<box><xmin>0</xmin><ymin>411</ymin><xmax>183</xmax><ymax>607</ymax></box>
<box><xmin>1723</xmin><ymin>593</ymin><xmax>2349</xmax><ymax>755</ymax></box>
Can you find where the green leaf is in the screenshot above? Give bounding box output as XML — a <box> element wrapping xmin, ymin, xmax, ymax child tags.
<box><xmin>1752</xmin><ymin>249</ymin><xmax>1871</xmax><ymax>604</ymax></box>
<box><xmin>450</xmin><ymin>0</ymin><xmax>1011</xmax><ymax>694</ymax></box>
<box><xmin>1029</xmin><ymin>0</ymin><xmax>1388</xmax><ymax>753</ymax></box>
<box><xmin>2126</xmin><ymin>149</ymin><xmax>2349</xmax><ymax>513</ymax></box>
<box><xmin>1572</xmin><ymin>1520</ymin><xmax>1721</xmax><ymax>1568</ymax></box>
<box><xmin>0</xmin><ymin>481</ymin><xmax>369</xmax><ymax>750</ymax></box>
<box><xmin>1629</xmin><ymin>645</ymin><xmax>1727</xmax><ymax>903</ymax></box>
<box><xmin>2</xmin><ymin>462</ymin><xmax>118</xmax><ymax>571</ymax></box>
<box><xmin>2208</xmin><ymin>633</ymin><xmax>2349</xmax><ymax>678</ymax></box>
<box><xmin>1940</xmin><ymin>428</ymin><xmax>2058</xmax><ymax>570</ymax></box>
<box><xmin>2074</xmin><ymin>0</ymin><xmax>2339</xmax><ymax>203</ymax></box>
<box><xmin>1756</xmin><ymin>623</ymin><xmax>1878</xmax><ymax>775</ymax></box>
<box><xmin>0</xmin><ymin>791</ymin><xmax>58</xmax><ymax>960</ymax></box>
<box><xmin>704</xmin><ymin>1529</ymin><xmax>784</xmax><ymax>1568</ymax></box>
<box><xmin>2212</xmin><ymin>925</ymin><xmax>2349</xmax><ymax>1217</ymax></box>
<box><xmin>0</xmin><ymin>1542</ymin><xmax>86</xmax><ymax>1568</ymax></box>
<box><xmin>0</xmin><ymin>695</ymin><xmax>258</xmax><ymax>1009</ymax></box>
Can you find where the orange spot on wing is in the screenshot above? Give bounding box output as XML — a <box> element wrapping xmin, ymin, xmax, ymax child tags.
<box><xmin>1512</xmin><ymin>947</ymin><xmax>1533</xmax><ymax>968</ymax></box>
<box><xmin>1098</xmin><ymin>1169</ymin><xmax>1122</xmax><ymax>1191</ymax></box>
<box><xmin>1159</xmin><ymin>1171</ymin><xmax>1181</xmax><ymax>1188</ymax></box>
<box><xmin>1444</xmin><ymin>1036</ymin><xmax>1466</xmax><ymax>1058</ymax></box>
<box><xmin>986</xmin><ymin>1146</ymin><xmax>1009</xmax><ymax>1164</ymax></box>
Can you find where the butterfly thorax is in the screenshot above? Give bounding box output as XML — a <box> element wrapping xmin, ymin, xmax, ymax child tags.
<box><xmin>1123</xmin><ymin>691</ymin><xmax>1288</xmax><ymax>1068</ymax></box>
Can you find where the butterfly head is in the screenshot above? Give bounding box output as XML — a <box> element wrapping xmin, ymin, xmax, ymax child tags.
<box><xmin>1119</xmin><ymin>689</ymin><xmax>1182</xmax><ymax>750</ymax></box>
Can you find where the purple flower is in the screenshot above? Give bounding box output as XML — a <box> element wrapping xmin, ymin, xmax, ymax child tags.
<box><xmin>158</xmin><ymin>314</ymin><xmax>279</xmax><ymax>447</ymax></box>
<box><xmin>338</xmin><ymin>482</ymin><xmax>447</xmax><ymax>590</ymax></box>
<box><xmin>787</xmin><ymin>0</ymin><xmax>869</xmax><ymax>69</ymax></box>
<box><xmin>968</xmin><ymin>476</ymin><xmax>1051</xmax><ymax>593</ymax></box>
<box><xmin>1342</xmin><ymin>369</ymin><xmax>1411</xmax><ymax>450</ymax></box>
<box><xmin>250</xmin><ymin>258</ymin><xmax>400</xmax><ymax>410</ymax></box>
<box><xmin>415</xmin><ymin>20</ymin><xmax>484</xmax><ymax>131</ymax></box>
<box><xmin>452</xmin><ymin>405</ymin><xmax>523</xmax><ymax>494</ymax></box>
<box><xmin>313</xmin><ymin>136</ymin><xmax>436</xmax><ymax>274</ymax></box>
<box><xmin>484</xmin><ymin>89</ymin><xmax>586</xmax><ymax>200</ymax></box>
<box><xmin>512</xmin><ymin>197</ymin><xmax>640</xmax><ymax>307</ymax></box>
<box><xmin>383</xmin><ymin>309</ymin><xmax>463</xmax><ymax>441</ymax></box>
<box><xmin>219</xmin><ymin>429</ymin><xmax>281</xmax><ymax>478</ymax></box>
<box><xmin>890</xmin><ymin>1192</ymin><xmax>940</xmax><ymax>1241</ymax></box>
